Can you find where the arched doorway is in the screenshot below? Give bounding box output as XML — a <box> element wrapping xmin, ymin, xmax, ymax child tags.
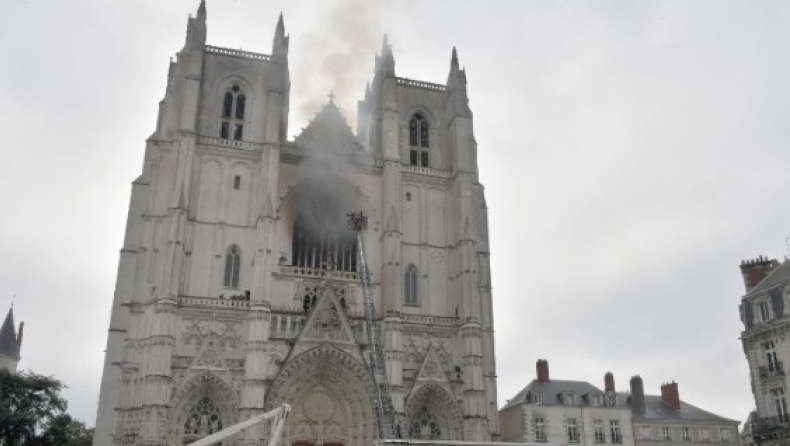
<box><xmin>267</xmin><ymin>344</ymin><xmax>377</xmax><ymax>446</ymax></box>
<box><xmin>404</xmin><ymin>383</ymin><xmax>463</xmax><ymax>441</ymax></box>
<box><xmin>170</xmin><ymin>371</ymin><xmax>239</xmax><ymax>445</ymax></box>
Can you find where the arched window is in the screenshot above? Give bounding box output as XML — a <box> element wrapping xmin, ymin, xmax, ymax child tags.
<box><xmin>405</xmin><ymin>264</ymin><xmax>419</xmax><ymax>306</ymax></box>
<box><xmin>220</xmin><ymin>84</ymin><xmax>246</xmax><ymax>141</ymax></box>
<box><xmin>184</xmin><ymin>396</ymin><xmax>223</xmax><ymax>440</ymax></box>
<box><xmin>292</xmin><ymin>214</ymin><xmax>357</xmax><ymax>272</ymax></box>
<box><xmin>224</xmin><ymin>245</ymin><xmax>241</xmax><ymax>288</ymax></box>
<box><xmin>409</xmin><ymin>113</ymin><xmax>430</xmax><ymax>167</ymax></box>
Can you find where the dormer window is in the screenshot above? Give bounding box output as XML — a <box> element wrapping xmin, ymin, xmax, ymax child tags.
<box><xmin>220</xmin><ymin>84</ymin><xmax>246</xmax><ymax>140</ymax></box>
<box><xmin>757</xmin><ymin>300</ymin><xmax>771</xmax><ymax>323</ymax></box>
<box><xmin>409</xmin><ymin>113</ymin><xmax>429</xmax><ymax>167</ymax></box>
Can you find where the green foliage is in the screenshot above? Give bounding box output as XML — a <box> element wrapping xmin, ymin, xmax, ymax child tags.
<box><xmin>0</xmin><ymin>369</ymin><xmax>92</xmax><ymax>445</ymax></box>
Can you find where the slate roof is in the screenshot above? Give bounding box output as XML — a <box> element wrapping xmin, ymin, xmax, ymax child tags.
<box><xmin>0</xmin><ymin>307</ymin><xmax>19</xmax><ymax>357</ymax></box>
<box><xmin>294</xmin><ymin>99</ymin><xmax>363</xmax><ymax>154</ymax></box>
<box><xmin>502</xmin><ymin>379</ymin><xmax>604</xmax><ymax>410</ymax></box>
<box><xmin>635</xmin><ymin>395</ymin><xmax>738</xmax><ymax>423</ymax></box>
<box><xmin>746</xmin><ymin>260</ymin><xmax>790</xmax><ymax>297</ymax></box>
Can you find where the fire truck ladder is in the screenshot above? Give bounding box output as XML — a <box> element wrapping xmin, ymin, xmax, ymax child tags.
<box><xmin>348</xmin><ymin>210</ymin><xmax>398</xmax><ymax>440</ymax></box>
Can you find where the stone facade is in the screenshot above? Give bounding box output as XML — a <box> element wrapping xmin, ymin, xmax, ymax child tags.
<box><xmin>93</xmin><ymin>3</ymin><xmax>498</xmax><ymax>445</ymax></box>
<box><xmin>738</xmin><ymin>256</ymin><xmax>790</xmax><ymax>446</ymax></box>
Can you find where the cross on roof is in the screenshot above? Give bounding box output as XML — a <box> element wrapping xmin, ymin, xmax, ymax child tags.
<box><xmin>328</xmin><ymin>90</ymin><xmax>335</xmax><ymax>102</ymax></box>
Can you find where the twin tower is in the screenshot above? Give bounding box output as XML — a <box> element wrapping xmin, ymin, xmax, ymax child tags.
<box><xmin>94</xmin><ymin>2</ymin><xmax>499</xmax><ymax>445</ymax></box>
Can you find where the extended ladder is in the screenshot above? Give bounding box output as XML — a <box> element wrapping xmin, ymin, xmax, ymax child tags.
<box><xmin>348</xmin><ymin>210</ymin><xmax>398</xmax><ymax>440</ymax></box>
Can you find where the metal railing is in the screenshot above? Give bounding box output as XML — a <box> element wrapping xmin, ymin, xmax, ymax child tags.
<box><xmin>759</xmin><ymin>362</ymin><xmax>785</xmax><ymax>380</ymax></box>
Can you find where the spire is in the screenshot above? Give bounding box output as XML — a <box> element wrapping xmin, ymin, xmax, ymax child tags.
<box><xmin>184</xmin><ymin>0</ymin><xmax>207</xmax><ymax>49</ymax></box>
<box><xmin>447</xmin><ymin>46</ymin><xmax>466</xmax><ymax>90</ymax></box>
<box><xmin>379</xmin><ymin>34</ymin><xmax>395</xmax><ymax>76</ymax></box>
<box><xmin>197</xmin><ymin>0</ymin><xmax>206</xmax><ymax>21</ymax></box>
<box><xmin>0</xmin><ymin>307</ymin><xmax>20</xmax><ymax>358</ymax></box>
<box><xmin>272</xmin><ymin>13</ymin><xmax>289</xmax><ymax>58</ymax></box>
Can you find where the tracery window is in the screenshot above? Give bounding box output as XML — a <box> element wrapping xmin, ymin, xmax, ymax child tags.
<box><xmin>184</xmin><ymin>397</ymin><xmax>223</xmax><ymax>440</ymax></box>
<box><xmin>409</xmin><ymin>113</ymin><xmax>429</xmax><ymax>167</ymax></box>
<box><xmin>224</xmin><ymin>245</ymin><xmax>241</xmax><ymax>288</ymax></box>
<box><xmin>220</xmin><ymin>84</ymin><xmax>246</xmax><ymax>140</ymax></box>
<box><xmin>409</xmin><ymin>406</ymin><xmax>441</xmax><ymax>440</ymax></box>
<box><xmin>405</xmin><ymin>264</ymin><xmax>419</xmax><ymax>306</ymax></box>
<box><xmin>292</xmin><ymin>213</ymin><xmax>357</xmax><ymax>272</ymax></box>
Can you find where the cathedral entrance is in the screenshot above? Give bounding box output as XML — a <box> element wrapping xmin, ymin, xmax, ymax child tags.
<box><xmin>267</xmin><ymin>344</ymin><xmax>376</xmax><ymax>446</ymax></box>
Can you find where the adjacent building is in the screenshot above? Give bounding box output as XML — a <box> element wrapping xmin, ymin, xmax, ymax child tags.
<box><xmin>93</xmin><ymin>1</ymin><xmax>499</xmax><ymax>445</ymax></box>
<box><xmin>738</xmin><ymin>256</ymin><xmax>790</xmax><ymax>446</ymax></box>
<box><xmin>500</xmin><ymin>360</ymin><xmax>633</xmax><ymax>446</ymax></box>
<box><xmin>0</xmin><ymin>306</ymin><xmax>23</xmax><ymax>372</ymax></box>
<box><xmin>500</xmin><ymin>361</ymin><xmax>738</xmax><ymax>446</ymax></box>
<box><xmin>629</xmin><ymin>376</ymin><xmax>739</xmax><ymax>446</ymax></box>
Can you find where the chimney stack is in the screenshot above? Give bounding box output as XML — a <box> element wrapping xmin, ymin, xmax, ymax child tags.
<box><xmin>740</xmin><ymin>256</ymin><xmax>780</xmax><ymax>292</ymax></box>
<box><xmin>661</xmin><ymin>381</ymin><xmax>681</xmax><ymax>411</ymax></box>
<box><xmin>630</xmin><ymin>375</ymin><xmax>645</xmax><ymax>414</ymax></box>
<box><xmin>604</xmin><ymin>372</ymin><xmax>615</xmax><ymax>393</ymax></box>
<box><xmin>536</xmin><ymin>359</ymin><xmax>550</xmax><ymax>383</ymax></box>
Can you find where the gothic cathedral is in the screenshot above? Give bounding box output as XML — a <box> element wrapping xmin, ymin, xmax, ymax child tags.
<box><xmin>94</xmin><ymin>3</ymin><xmax>499</xmax><ymax>445</ymax></box>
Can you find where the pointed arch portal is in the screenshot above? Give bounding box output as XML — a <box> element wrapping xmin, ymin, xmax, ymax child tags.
<box><xmin>267</xmin><ymin>344</ymin><xmax>377</xmax><ymax>446</ymax></box>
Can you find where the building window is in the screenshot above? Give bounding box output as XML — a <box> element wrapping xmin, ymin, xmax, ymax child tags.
<box><xmin>772</xmin><ymin>388</ymin><xmax>788</xmax><ymax>420</ymax></box>
<box><xmin>594</xmin><ymin>419</ymin><xmax>606</xmax><ymax>443</ymax></box>
<box><xmin>184</xmin><ymin>396</ymin><xmax>223</xmax><ymax>440</ymax></box>
<box><xmin>409</xmin><ymin>113</ymin><xmax>429</xmax><ymax>167</ymax></box>
<box><xmin>567</xmin><ymin>418</ymin><xmax>580</xmax><ymax>443</ymax></box>
<box><xmin>224</xmin><ymin>245</ymin><xmax>241</xmax><ymax>288</ymax></box>
<box><xmin>700</xmin><ymin>427</ymin><xmax>711</xmax><ymax>443</ymax></box>
<box><xmin>765</xmin><ymin>341</ymin><xmax>780</xmax><ymax>371</ymax></box>
<box><xmin>220</xmin><ymin>84</ymin><xmax>246</xmax><ymax>141</ymax></box>
<box><xmin>405</xmin><ymin>191</ymin><xmax>412</xmax><ymax>201</ymax></box>
<box><xmin>605</xmin><ymin>394</ymin><xmax>616</xmax><ymax>407</ymax></box>
<box><xmin>757</xmin><ymin>301</ymin><xmax>771</xmax><ymax>322</ymax></box>
<box><xmin>682</xmin><ymin>426</ymin><xmax>691</xmax><ymax>442</ymax></box>
<box><xmin>662</xmin><ymin>427</ymin><xmax>672</xmax><ymax>441</ymax></box>
<box><xmin>720</xmin><ymin>428</ymin><xmax>730</xmax><ymax>442</ymax></box>
<box><xmin>233</xmin><ymin>175</ymin><xmax>241</xmax><ymax>190</ymax></box>
<box><xmin>641</xmin><ymin>427</ymin><xmax>652</xmax><ymax>440</ymax></box>
<box><xmin>405</xmin><ymin>264</ymin><xmax>419</xmax><ymax>306</ymax></box>
<box><xmin>534</xmin><ymin>418</ymin><xmax>547</xmax><ymax>443</ymax></box>
<box><xmin>291</xmin><ymin>211</ymin><xmax>357</xmax><ymax>272</ymax></box>
<box><xmin>533</xmin><ymin>393</ymin><xmax>543</xmax><ymax>404</ymax></box>
<box><xmin>610</xmin><ymin>420</ymin><xmax>622</xmax><ymax>444</ymax></box>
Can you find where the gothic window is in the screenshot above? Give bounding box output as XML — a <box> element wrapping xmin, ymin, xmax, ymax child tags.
<box><xmin>405</xmin><ymin>264</ymin><xmax>419</xmax><ymax>306</ymax></box>
<box><xmin>409</xmin><ymin>113</ymin><xmax>429</xmax><ymax>167</ymax></box>
<box><xmin>409</xmin><ymin>406</ymin><xmax>441</xmax><ymax>440</ymax></box>
<box><xmin>220</xmin><ymin>84</ymin><xmax>246</xmax><ymax>141</ymax></box>
<box><xmin>224</xmin><ymin>245</ymin><xmax>241</xmax><ymax>288</ymax></box>
<box><xmin>291</xmin><ymin>212</ymin><xmax>357</xmax><ymax>272</ymax></box>
<box><xmin>184</xmin><ymin>397</ymin><xmax>223</xmax><ymax>440</ymax></box>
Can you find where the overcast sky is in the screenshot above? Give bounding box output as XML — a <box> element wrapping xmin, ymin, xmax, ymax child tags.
<box><xmin>2</xmin><ymin>0</ymin><xmax>789</xmax><ymax>427</ymax></box>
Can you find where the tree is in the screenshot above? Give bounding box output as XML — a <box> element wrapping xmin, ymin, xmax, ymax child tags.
<box><xmin>0</xmin><ymin>369</ymin><xmax>68</xmax><ymax>444</ymax></box>
<box><xmin>0</xmin><ymin>369</ymin><xmax>93</xmax><ymax>445</ymax></box>
<box><xmin>33</xmin><ymin>414</ymin><xmax>94</xmax><ymax>446</ymax></box>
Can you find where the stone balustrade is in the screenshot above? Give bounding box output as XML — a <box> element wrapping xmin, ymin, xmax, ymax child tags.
<box><xmin>178</xmin><ymin>296</ymin><xmax>250</xmax><ymax>309</ymax></box>
<box><xmin>278</xmin><ymin>265</ymin><xmax>360</xmax><ymax>281</ymax></box>
<box><xmin>197</xmin><ymin>135</ymin><xmax>263</xmax><ymax>151</ymax></box>
<box><xmin>396</xmin><ymin>77</ymin><xmax>447</xmax><ymax>92</ymax></box>
<box><xmin>205</xmin><ymin>45</ymin><xmax>271</xmax><ymax>62</ymax></box>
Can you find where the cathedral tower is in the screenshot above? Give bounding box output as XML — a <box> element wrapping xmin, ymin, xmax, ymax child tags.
<box><xmin>94</xmin><ymin>3</ymin><xmax>499</xmax><ymax>445</ymax></box>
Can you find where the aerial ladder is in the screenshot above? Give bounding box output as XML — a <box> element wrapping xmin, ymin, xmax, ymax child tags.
<box><xmin>188</xmin><ymin>403</ymin><xmax>291</xmax><ymax>446</ymax></box>
<box><xmin>348</xmin><ymin>210</ymin><xmax>399</xmax><ymax>440</ymax></box>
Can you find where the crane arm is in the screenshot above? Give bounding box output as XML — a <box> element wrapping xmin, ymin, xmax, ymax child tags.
<box><xmin>188</xmin><ymin>404</ymin><xmax>291</xmax><ymax>446</ymax></box>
